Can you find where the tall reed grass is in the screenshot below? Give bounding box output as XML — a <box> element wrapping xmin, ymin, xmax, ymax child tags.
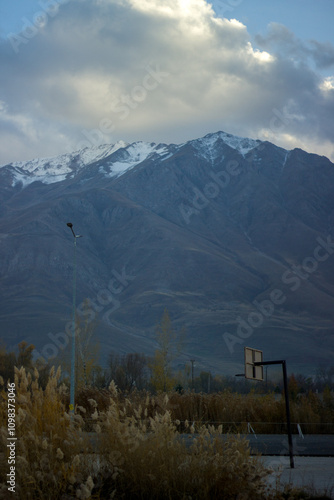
<box><xmin>1</xmin><ymin>369</ymin><xmax>332</xmax><ymax>499</ymax></box>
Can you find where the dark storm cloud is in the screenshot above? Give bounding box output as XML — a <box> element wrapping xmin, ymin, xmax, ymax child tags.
<box><xmin>256</xmin><ymin>22</ymin><xmax>334</xmax><ymax>70</ymax></box>
<box><xmin>309</xmin><ymin>40</ymin><xmax>334</xmax><ymax>69</ymax></box>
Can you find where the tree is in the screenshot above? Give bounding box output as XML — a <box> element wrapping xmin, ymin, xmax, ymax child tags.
<box><xmin>90</xmin><ymin>365</ymin><xmax>109</xmax><ymax>388</ymax></box>
<box><xmin>323</xmin><ymin>385</ymin><xmax>334</xmax><ymax>410</ymax></box>
<box><xmin>55</xmin><ymin>299</ymin><xmax>100</xmax><ymax>390</ymax></box>
<box><xmin>315</xmin><ymin>365</ymin><xmax>334</xmax><ymax>391</ymax></box>
<box><xmin>149</xmin><ymin>309</ymin><xmax>185</xmax><ymax>392</ymax></box>
<box><xmin>107</xmin><ymin>352</ymin><xmax>148</xmax><ymax>391</ymax></box>
<box><xmin>124</xmin><ymin>353</ymin><xmax>147</xmax><ymax>390</ymax></box>
<box><xmin>0</xmin><ymin>341</ymin><xmax>34</xmax><ymax>383</ymax></box>
<box><xmin>288</xmin><ymin>374</ymin><xmax>299</xmax><ymax>401</ymax></box>
<box><xmin>0</xmin><ymin>342</ymin><xmax>16</xmax><ymax>383</ymax></box>
<box><xmin>17</xmin><ymin>341</ymin><xmax>34</xmax><ymax>370</ymax></box>
<box><xmin>75</xmin><ymin>300</ymin><xmax>100</xmax><ymax>389</ymax></box>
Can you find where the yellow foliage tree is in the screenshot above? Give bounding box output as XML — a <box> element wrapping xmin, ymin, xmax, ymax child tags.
<box><xmin>56</xmin><ymin>299</ymin><xmax>100</xmax><ymax>390</ymax></box>
<box><xmin>75</xmin><ymin>299</ymin><xmax>100</xmax><ymax>390</ymax></box>
<box><xmin>150</xmin><ymin>309</ymin><xmax>184</xmax><ymax>392</ymax></box>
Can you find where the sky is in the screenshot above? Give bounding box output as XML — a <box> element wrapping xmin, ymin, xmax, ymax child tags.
<box><xmin>0</xmin><ymin>0</ymin><xmax>334</xmax><ymax>165</ymax></box>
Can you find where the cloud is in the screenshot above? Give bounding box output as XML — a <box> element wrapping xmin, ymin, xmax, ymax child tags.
<box><xmin>0</xmin><ymin>0</ymin><xmax>333</xmax><ymax>164</ymax></box>
<box><xmin>255</xmin><ymin>22</ymin><xmax>334</xmax><ymax>70</ymax></box>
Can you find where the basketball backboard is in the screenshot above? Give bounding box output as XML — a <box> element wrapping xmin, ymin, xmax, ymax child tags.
<box><xmin>244</xmin><ymin>347</ymin><xmax>264</xmax><ymax>381</ymax></box>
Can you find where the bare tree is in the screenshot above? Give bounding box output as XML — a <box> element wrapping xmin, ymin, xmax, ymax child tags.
<box><xmin>108</xmin><ymin>351</ymin><xmax>148</xmax><ymax>391</ymax></box>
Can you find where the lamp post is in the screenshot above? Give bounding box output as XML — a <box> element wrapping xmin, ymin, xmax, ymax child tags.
<box><xmin>66</xmin><ymin>222</ymin><xmax>82</xmax><ymax>415</ymax></box>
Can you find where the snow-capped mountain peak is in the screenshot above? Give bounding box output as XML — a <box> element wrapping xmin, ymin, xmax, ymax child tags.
<box><xmin>1</xmin><ymin>131</ymin><xmax>269</xmax><ymax>189</ymax></box>
<box><xmin>191</xmin><ymin>131</ymin><xmax>263</xmax><ymax>161</ymax></box>
<box><xmin>3</xmin><ymin>141</ymin><xmax>129</xmax><ymax>187</ymax></box>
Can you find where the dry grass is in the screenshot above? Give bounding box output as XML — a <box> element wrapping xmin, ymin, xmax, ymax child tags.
<box><xmin>95</xmin><ymin>388</ymin><xmax>274</xmax><ymax>499</ymax></box>
<box><xmin>165</xmin><ymin>391</ymin><xmax>334</xmax><ymax>434</ymax></box>
<box><xmin>0</xmin><ymin>367</ymin><xmax>89</xmax><ymax>499</ymax></box>
<box><xmin>1</xmin><ymin>370</ymin><xmax>332</xmax><ymax>499</ymax></box>
<box><xmin>73</xmin><ymin>387</ymin><xmax>334</xmax><ymax>435</ymax></box>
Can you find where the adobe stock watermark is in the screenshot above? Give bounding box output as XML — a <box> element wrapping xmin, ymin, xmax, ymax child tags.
<box><xmin>77</xmin><ymin>63</ymin><xmax>169</xmax><ymax>150</ymax></box>
<box><xmin>7</xmin><ymin>382</ymin><xmax>16</xmax><ymax>494</ymax></box>
<box><xmin>269</xmin><ymin>108</ymin><xmax>291</xmax><ymax>138</ymax></box>
<box><xmin>178</xmin><ymin>138</ymin><xmax>269</xmax><ymax>225</ymax></box>
<box><xmin>34</xmin><ymin>266</ymin><xmax>135</xmax><ymax>364</ymax></box>
<box><xmin>215</xmin><ymin>0</ymin><xmax>244</xmax><ymax>18</ymax></box>
<box><xmin>223</xmin><ymin>235</ymin><xmax>334</xmax><ymax>354</ymax></box>
<box><xmin>7</xmin><ymin>0</ymin><xmax>70</xmax><ymax>54</ymax></box>
<box><xmin>179</xmin><ymin>160</ymin><xmax>241</xmax><ymax>224</ymax></box>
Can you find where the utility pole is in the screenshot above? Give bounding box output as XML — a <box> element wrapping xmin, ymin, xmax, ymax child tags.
<box><xmin>254</xmin><ymin>359</ymin><xmax>294</xmax><ymax>468</ymax></box>
<box><xmin>66</xmin><ymin>222</ymin><xmax>83</xmax><ymax>416</ymax></box>
<box><xmin>244</xmin><ymin>347</ymin><xmax>294</xmax><ymax>469</ymax></box>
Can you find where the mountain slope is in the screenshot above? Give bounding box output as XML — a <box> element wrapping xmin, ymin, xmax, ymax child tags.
<box><xmin>0</xmin><ymin>131</ymin><xmax>333</xmax><ymax>375</ymax></box>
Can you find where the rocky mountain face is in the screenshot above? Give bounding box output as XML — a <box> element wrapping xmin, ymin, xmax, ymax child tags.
<box><xmin>1</xmin><ymin>131</ymin><xmax>334</xmax><ymax>375</ymax></box>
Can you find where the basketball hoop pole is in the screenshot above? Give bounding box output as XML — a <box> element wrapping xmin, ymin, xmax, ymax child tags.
<box><xmin>254</xmin><ymin>359</ymin><xmax>294</xmax><ymax>468</ymax></box>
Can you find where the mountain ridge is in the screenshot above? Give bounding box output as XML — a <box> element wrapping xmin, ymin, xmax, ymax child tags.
<box><xmin>0</xmin><ymin>130</ymin><xmax>333</xmax><ymax>376</ymax></box>
<box><xmin>0</xmin><ymin>131</ymin><xmax>277</xmax><ymax>188</ymax></box>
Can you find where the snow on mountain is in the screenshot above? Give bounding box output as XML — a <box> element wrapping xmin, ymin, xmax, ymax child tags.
<box><xmin>99</xmin><ymin>142</ymin><xmax>172</xmax><ymax>177</ymax></box>
<box><xmin>75</xmin><ymin>141</ymin><xmax>129</xmax><ymax>167</ymax></box>
<box><xmin>1</xmin><ymin>131</ymin><xmax>267</xmax><ymax>188</ymax></box>
<box><xmin>191</xmin><ymin>131</ymin><xmax>263</xmax><ymax>161</ymax></box>
<box><xmin>3</xmin><ymin>141</ymin><xmax>129</xmax><ymax>187</ymax></box>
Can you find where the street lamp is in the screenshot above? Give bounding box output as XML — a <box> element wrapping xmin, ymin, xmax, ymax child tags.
<box><xmin>66</xmin><ymin>222</ymin><xmax>83</xmax><ymax>415</ymax></box>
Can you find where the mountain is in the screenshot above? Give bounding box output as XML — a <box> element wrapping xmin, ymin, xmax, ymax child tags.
<box><xmin>1</xmin><ymin>131</ymin><xmax>334</xmax><ymax>376</ymax></box>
